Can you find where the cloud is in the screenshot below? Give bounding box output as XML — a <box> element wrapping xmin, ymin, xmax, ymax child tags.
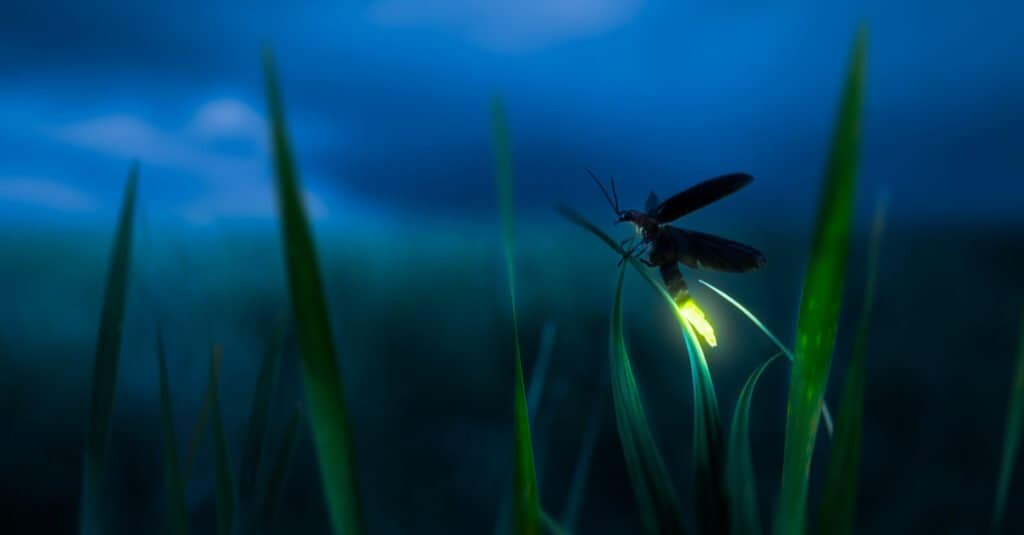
<box><xmin>49</xmin><ymin>99</ymin><xmax>329</xmax><ymax>225</ymax></box>
<box><xmin>0</xmin><ymin>177</ymin><xmax>97</xmax><ymax>212</ymax></box>
<box><xmin>365</xmin><ymin>0</ymin><xmax>643</xmax><ymax>51</ymax></box>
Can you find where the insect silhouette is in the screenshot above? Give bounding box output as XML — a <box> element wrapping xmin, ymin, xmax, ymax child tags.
<box><xmin>590</xmin><ymin>170</ymin><xmax>766</xmax><ymax>306</ymax></box>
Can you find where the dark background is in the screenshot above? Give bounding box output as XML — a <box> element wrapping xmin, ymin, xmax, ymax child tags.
<box><xmin>1</xmin><ymin>1</ymin><xmax>1022</xmax><ymax>533</ymax></box>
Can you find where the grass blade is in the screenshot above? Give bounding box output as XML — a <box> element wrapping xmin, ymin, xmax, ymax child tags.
<box><xmin>208</xmin><ymin>346</ymin><xmax>235</xmax><ymax>535</ymax></box>
<box><xmin>79</xmin><ymin>163</ymin><xmax>138</xmax><ymax>535</ymax></box>
<box><xmin>183</xmin><ymin>341</ymin><xmax>219</xmax><ymax>480</ymax></box>
<box><xmin>777</xmin><ymin>28</ymin><xmax>867</xmax><ymax>534</ymax></box>
<box><xmin>817</xmin><ymin>195</ymin><xmax>887</xmax><ymax>534</ymax></box>
<box><xmin>156</xmin><ymin>327</ymin><xmax>189</xmax><ymax>535</ymax></box>
<box><xmin>263</xmin><ymin>48</ymin><xmax>365</xmax><ymax>535</ymax></box>
<box><xmin>262</xmin><ymin>404</ymin><xmax>303</xmax><ymax>529</ymax></box>
<box><xmin>238</xmin><ymin>324</ymin><xmax>285</xmax><ymax>511</ymax></box>
<box><xmin>609</xmin><ymin>265</ymin><xmax>686</xmax><ymax>535</ymax></box>
<box><xmin>560</xmin><ymin>380</ymin><xmax>606</xmax><ymax>532</ymax></box>
<box><xmin>726</xmin><ymin>353</ymin><xmax>782</xmax><ymax>535</ymax></box>
<box><xmin>993</xmin><ymin>317</ymin><xmax>1024</xmax><ymax>530</ymax></box>
<box><xmin>492</xmin><ymin>96</ymin><xmax>540</xmax><ymax>535</ymax></box>
<box><xmin>557</xmin><ymin>206</ymin><xmax>725</xmax><ymax>533</ymax></box>
<box><xmin>696</xmin><ymin>280</ymin><xmax>834</xmax><ymax>436</ymax></box>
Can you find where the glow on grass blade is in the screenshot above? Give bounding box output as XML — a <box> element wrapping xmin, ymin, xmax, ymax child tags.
<box><xmin>697</xmin><ymin>279</ymin><xmax>834</xmax><ymax>437</ymax></box>
<box><xmin>993</xmin><ymin>316</ymin><xmax>1024</xmax><ymax>530</ymax></box>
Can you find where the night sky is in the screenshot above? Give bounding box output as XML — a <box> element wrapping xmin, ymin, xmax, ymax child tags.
<box><xmin>1</xmin><ymin>1</ymin><xmax>1021</xmax><ymax>230</ymax></box>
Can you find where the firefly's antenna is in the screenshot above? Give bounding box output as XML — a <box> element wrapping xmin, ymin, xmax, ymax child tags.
<box><xmin>587</xmin><ymin>169</ymin><xmax>621</xmax><ymax>216</ymax></box>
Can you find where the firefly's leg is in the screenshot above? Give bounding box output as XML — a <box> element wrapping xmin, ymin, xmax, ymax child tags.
<box><xmin>658</xmin><ymin>263</ymin><xmax>689</xmax><ymax>305</ymax></box>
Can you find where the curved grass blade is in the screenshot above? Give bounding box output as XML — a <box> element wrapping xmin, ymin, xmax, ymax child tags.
<box><xmin>492</xmin><ymin>96</ymin><xmax>539</xmax><ymax>535</ymax></box>
<box><xmin>156</xmin><ymin>327</ymin><xmax>189</xmax><ymax>535</ymax></box>
<box><xmin>79</xmin><ymin>163</ymin><xmax>138</xmax><ymax>535</ymax></box>
<box><xmin>559</xmin><ymin>206</ymin><xmax>725</xmax><ymax>533</ymax></box>
<box><xmin>208</xmin><ymin>346</ymin><xmax>235</xmax><ymax>535</ymax></box>
<box><xmin>777</xmin><ymin>28</ymin><xmax>867</xmax><ymax>535</ymax></box>
<box><xmin>609</xmin><ymin>265</ymin><xmax>686</xmax><ymax>535</ymax></box>
<box><xmin>261</xmin><ymin>404</ymin><xmax>303</xmax><ymax>529</ymax></box>
<box><xmin>263</xmin><ymin>48</ymin><xmax>365</xmax><ymax>535</ymax></box>
<box><xmin>238</xmin><ymin>323</ymin><xmax>286</xmax><ymax>511</ymax></box>
<box><xmin>696</xmin><ymin>280</ymin><xmax>834</xmax><ymax>437</ymax></box>
<box><xmin>817</xmin><ymin>195</ymin><xmax>887</xmax><ymax>535</ymax></box>
<box><xmin>727</xmin><ymin>353</ymin><xmax>782</xmax><ymax>535</ymax></box>
<box><xmin>993</xmin><ymin>316</ymin><xmax>1024</xmax><ymax>530</ymax></box>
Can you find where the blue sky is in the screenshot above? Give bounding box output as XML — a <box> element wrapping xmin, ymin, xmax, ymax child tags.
<box><xmin>0</xmin><ymin>1</ymin><xmax>1021</xmax><ymax>229</ymax></box>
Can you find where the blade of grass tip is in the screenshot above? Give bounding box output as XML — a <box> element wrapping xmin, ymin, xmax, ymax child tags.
<box><xmin>696</xmin><ymin>279</ymin><xmax>834</xmax><ymax>437</ymax></box>
<box><xmin>493</xmin><ymin>96</ymin><xmax>539</xmax><ymax>535</ymax></box>
<box><xmin>157</xmin><ymin>327</ymin><xmax>189</xmax><ymax>535</ymax></box>
<box><xmin>817</xmin><ymin>193</ymin><xmax>887</xmax><ymax>535</ymax></box>
<box><xmin>209</xmin><ymin>346</ymin><xmax>235</xmax><ymax>535</ymax></box>
<box><xmin>557</xmin><ymin>205</ymin><xmax>726</xmax><ymax>533</ymax></box>
<box><xmin>79</xmin><ymin>163</ymin><xmax>137</xmax><ymax>535</ymax></box>
<box><xmin>777</xmin><ymin>28</ymin><xmax>867</xmax><ymax>535</ymax></box>
<box><xmin>527</xmin><ymin>322</ymin><xmax>558</xmax><ymax>424</ymax></box>
<box><xmin>539</xmin><ymin>509</ymin><xmax>571</xmax><ymax>535</ymax></box>
<box><xmin>263</xmin><ymin>48</ymin><xmax>364</xmax><ymax>535</ymax></box>
<box><xmin>238</xmin><ymin>322</ymin><xmax>286</xmax><ymax>512</ymax></box>
<box><xmin>609</xmin><ymin>265</ymin><xmax>686</xmax><ymax>535</ymax></box>
<box><xmin>727</xmin><ymin>352</ymin><xmax>783</xmax><ymax>535</ymax></box>
<box><xmin>560</xmin><ymin>376</ymin><xmax>607</xmax><ymax>532</ymax></box>
<box><xmin>993</xmin><ymin>316</ymin><xmax>1024</xmax><ymax>530</ymax></box>
<box><xmin>261</xmin><ymin>404</ymin><xmax>303</xmax><ymax>529</ymax></box>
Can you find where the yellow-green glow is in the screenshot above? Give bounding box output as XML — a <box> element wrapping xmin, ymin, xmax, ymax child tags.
<box><xmin>678</xmin><ymin>298</ymin><xmax>717</xmax><ymax>347</ymax></box>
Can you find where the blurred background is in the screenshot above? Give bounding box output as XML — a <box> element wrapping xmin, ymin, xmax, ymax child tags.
<box><xmin>1</xmin><ymin>1</ymin><xmax>1022</xmax><ymax>533</ymax></box>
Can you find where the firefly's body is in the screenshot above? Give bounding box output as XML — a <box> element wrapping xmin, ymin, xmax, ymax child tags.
<box><xmin>593</xmin><ymin>172</ymin><xmax>766</xmax><ymax>305</ymax></box>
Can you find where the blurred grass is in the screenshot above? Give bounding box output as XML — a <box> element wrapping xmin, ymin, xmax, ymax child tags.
<box><xmin>261</xmin><ymin>404</ymin><xmax>303</xmax><ymax>529</ymax></box>
<box><xmin>238</xmin><ymin>324</ymin><xmax>285</xmax><ymax>513</ymax></box>
<box><xmin>993</xmin><ymin>317</ymin><xmax>1024</xmax><ymax>530</ymax></box>
<box><xmin>156</xmin><ymin>327</ymin><xmax>189</xmax><ymax>535</ymax></box>
<box><xmin>209</xmin><ymin>346</ymin><xmax>235</xmax><ymax>535</ymax></box>
<box><xmin>263</xmin><ymin>48</ymin><xmax>364</xmax><ymax>535</ymax></box>
<box><xmin>726</xmin><ymin>353</ymin><xmax>781</xmax><ymax>535</ymax></box>
<box><xmin>609</xmin><ymin>265</ymin><xmax>686</xmax><ymax>534</ymax></box>
<box><xmin>79</xmin><ymin>163</ymin><xmax>138</xmax><ymax>535</ymax></box>
<box><xmin>777</xmin><ymin>28</ymin><xmax>867</xmax><ymax>535</ymax></box>
<box><xmin>492</xmin><ymin>96</ymin><xmax>540</xmax><ymax>535</ymax></box>
<box><xmin>817</xmin><ymin>196</ymin><xmax>887</xmax><ymax>534</ymax></box>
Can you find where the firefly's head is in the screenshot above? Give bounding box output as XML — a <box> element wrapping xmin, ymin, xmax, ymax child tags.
<box><xmin>617</xmin><ymin>209</ymin><xmax>658</xmax><ymax>235</ymax></box>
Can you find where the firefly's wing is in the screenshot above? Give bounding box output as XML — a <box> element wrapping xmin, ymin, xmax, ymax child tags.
<box><xmin>645</xmin><ymin>191</ymin><xmax>660</xmax><ymax>213</ymax></box>
<box><xmin>670</xmin><ymin>227</ymin><xmax>766</xmax><ymax>272</ymax></box>
<box><xmin>652</xmin><ymin>173</ymin><xmax>753</xmax><ymax>223</ymax></box>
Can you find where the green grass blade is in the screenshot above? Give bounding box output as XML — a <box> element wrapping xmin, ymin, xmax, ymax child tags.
<box><xmin>609</xmin><ymin>265</ymin><xmax>686</xmax><ymax>535</ymax></box>
<box><xmin>79</xmin><ymin>163</ymin><xmax>138</xmax><ymax>535</ymax></box>
<box><xmin>238</xmin><ymin>324</ymin><xmax>285</xmax><ymax>510</ymax></box>
<box><xmin>777</xmin><ymin>28</ymin><xmax>867</xmax><ymax>535</ymax></box>
<box><xmin>183</xmin><ymin>344</ymin><xmax>220</xmax><ymax>480</ymax></box>
<box><xmin>156</xmin><ymin>327</ymin><xmax>189</xmax><ymax>535</ymax></box>
<box><xmin>817</xmin><ymin>195</ymin><xmax>887</xmax><ymax>535</ymax></box>
<box><xmin>208</xmin><ymin>347</ymin><xmax>235</xmax><ymax>535</ymax></box>
<box><xmin>727</xmin><ymin>353</ymin><xmax>782</xmax><ymax>535</ymax></box>
<box><xmin>261</xmin><ymin>404</ymin><xmax>303</xmax><ymax>529</ymax></box>
<box><xmin>696</xmin><ymin>280</ymin><xmax>834</xmax><ymax>436</ymax></box>
<box><xmin>262</xmin><ymin>48</ymin><xmax>365</xmax><ymax>535</ymax></box>
<box><xmin>557</xmin><ymin>206</ymin><xmax>725</xmax><ymax>533</ymax></box>
<box><xmin>492</xmin><ymin>96</ymin><xmax>539</xmax><ymax>535</ymax></box>
<box><xmin>560</xmin><ymin>383</ymin><xmax>606</xmax><ymax>532</ymax></box>
<box><xmin>993</xmin><ymin>317</ymin><xmax>1024</xmax><ymax>530</ymax></box>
